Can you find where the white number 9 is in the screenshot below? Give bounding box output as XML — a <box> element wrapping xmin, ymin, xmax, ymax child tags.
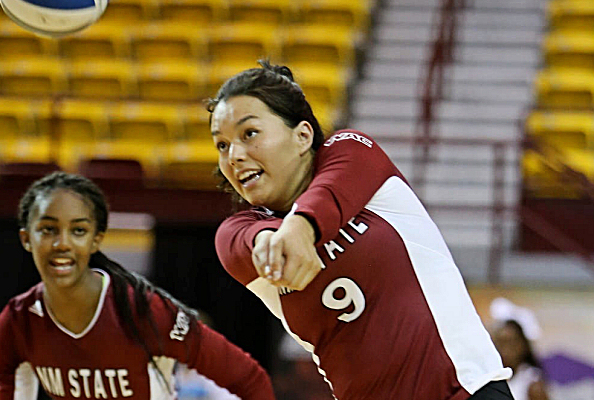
<box><xmin>321</xmin><ymin>277</ymin><xmax>366</xmax><ymax>323</ymax></box>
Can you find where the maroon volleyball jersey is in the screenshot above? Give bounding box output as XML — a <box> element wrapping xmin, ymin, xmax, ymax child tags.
<box><xmin>0</xmin><ymin>270</ymin><xmax>274</xmax><ymax>400</ymax></box>
<box><xmin>216</xmin><ymin>130</ymin><xmax>511</xmax><ymax>400</ymax></box>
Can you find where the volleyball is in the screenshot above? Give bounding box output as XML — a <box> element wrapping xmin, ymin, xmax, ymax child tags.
<box><xmin>0</xmin><ymin>0</ymin><xmax>108</xmax><ymax>37</ymax></box>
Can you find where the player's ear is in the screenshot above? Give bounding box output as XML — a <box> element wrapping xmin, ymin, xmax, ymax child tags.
<box><xmin>294</xmin><ymin>121</ymin><xmax>314</xmax><ymax>156</ymax></box>
<box><xmin>19</xmin><ymin>228</ymin><xmax>32</xmax><ymax>252</ymax></box>
<box><xmin>91</xmin><ymin>231</ymin><xmax>105</xmax><ymax>254</ymax></box>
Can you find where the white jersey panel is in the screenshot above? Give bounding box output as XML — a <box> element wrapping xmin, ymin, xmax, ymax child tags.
<box><xmin>14</xmin><ymin>362</ymin><xmax>38</xmax><ymax>400</ymax></box>
<box><xmin>148</xmin><ymin>356</ymin><xmax>176</xmax><ymax>400</ymax></box>
<box><xmin>246</xmin><ymin>278</ymin><xmax>337</xmax><ymax>398</ymax></box>
<box><xmin>364</xmin><ymin>176</ymin><xmax>512</xmax><ymax>394</ymax></box>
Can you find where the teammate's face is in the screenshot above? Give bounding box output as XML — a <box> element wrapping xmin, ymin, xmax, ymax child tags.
<box><xmin>492</xmin><ymin>324</ymin><xmax>526</xmax><ymax>370</ymax></box>
<box><xmin>212</xmin><ymin>95</ymin><xmax>314</xmax><ymax>212</ymax></box>
<box><xmin>19</xmin><ymin>189</ymin><xmax>104</xmax><ymax>290</ymax></box>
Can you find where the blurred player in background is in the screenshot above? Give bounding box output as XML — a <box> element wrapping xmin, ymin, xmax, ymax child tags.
<box><xmin>209</xmin><ymin>60</ymin><xmax>514</xmax><ymax>400</ymax></box>
<box><xmin>0</xmin><ymin>172</ymin><xmax>275</xmax><ymax>400</ymax></box>
<box><xmin>491</xmin><ymin>298</ymin><xmax>550</xmax><ymax>400</ymax></box>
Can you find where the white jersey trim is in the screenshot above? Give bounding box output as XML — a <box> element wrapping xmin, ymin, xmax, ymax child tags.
<box><xmin>364</xmin><ymin>176</ymin><xmax>512</xmax><ymax>394</ymax></box>
<box><xmin>45</xmin><ymin>269</ymin><xmax>110</xmax><ymax>339</ymax></box>
<box><xmin>246</xmin><ymin>278</ymin><xmax>337</xmax><ymax>399</ymax></box>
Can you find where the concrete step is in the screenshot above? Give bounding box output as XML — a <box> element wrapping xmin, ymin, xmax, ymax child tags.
<box><xmin>458</xmin><ymin>27</ymin><xmax>542</xmax><ymax>47</ymax></box>
<box><xmin>385</xmin><ymin>0</ymin><xmax>440</xmax><ymax>8</ymax></box>
<box><xmin>368</xmin><ymin>43</ymin><xmax>429</xmax><ymax>63</ymax></box>
<box><xmin>421</xmin><ymin>181</ymin><xmax>520</xmax><ymax>208</ymax></box>
<box><xmin>380</xmin><ymin>9</ymin><xmax>436</xmax><ymax>26</ymax></box>
<box><xmin>456</xmin><ymin>46</ymin><xmax>540</xmax><ymax>66</ymax></box>
<box><xmin>445</xmin><ymin>82</ymin><xmax>533</xmax><ymax>103</ymax></box>
<box><xmin>449</xmin><ymin>65</ymin><xmax>534</xmax><ymax>85</ymax></box>
<box><xmin>462</xmin><ymin>9</ymin><xmax>545</xmax><ymax>29</ymax></box>
<box><xmin>354</xmin><ymin>79</ymin><xmax>419</xmax><ymax>99</ymax></box>
<box><xmin>471</xmin><ymin>0</ymin><xmax>545</xmax><ymax>12</ymax></box>
<box><xmin>436</xmin><ymin>121</ymin><xmax>520</xmax><ymax>141</ymax></box>
<box><xmin>375</xmin><ymin>26</ymin><xmax>436</xmax><ymax>44</ymax></box>
<box><xmin>438</xmin><ymin>101</ymin><xmax>525</xmax><ymax>122</ymax></box>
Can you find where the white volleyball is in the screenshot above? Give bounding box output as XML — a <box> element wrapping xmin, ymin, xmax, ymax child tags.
<box><xmin>0</xmin><ymin>0</ymin><xmax>108</xmax><ymax>37</ymax></box>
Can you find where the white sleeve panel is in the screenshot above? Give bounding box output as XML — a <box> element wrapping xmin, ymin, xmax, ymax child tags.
<box><xmin>14</xmin><ymin>362</ymin><xmax>38</xmax><ymax>400</ymax></box>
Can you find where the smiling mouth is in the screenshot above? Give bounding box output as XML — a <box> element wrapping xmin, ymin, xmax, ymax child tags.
<box><xmin>239</xmin><ymin>170</ymin><xmax>263</xmax><ymax>186</ymax></box>
<box><xmin>50</xmin><ymin>258</ymin><xmax>75</xmax><ymax>272</ymax></box>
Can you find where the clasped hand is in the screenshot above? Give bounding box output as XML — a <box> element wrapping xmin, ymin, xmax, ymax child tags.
<box><xmin>252</xmin><ymin>214</ymin><xmax>323</xmax><ymax>291</ymax></box>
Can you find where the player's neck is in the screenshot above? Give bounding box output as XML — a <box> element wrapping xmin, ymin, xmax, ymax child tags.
<box><xmin>43</xmin><ymin>270</ymin><xmax>104</xmax><ymax>334</ymax></box>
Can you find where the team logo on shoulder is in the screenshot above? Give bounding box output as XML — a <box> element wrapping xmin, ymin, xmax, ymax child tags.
<box><xmin>324</xmin><ymin>132</ymin><xmax>373</xmax><ymax>148</ymax></box>
<box><xmin>170</xmin><ymin>310</ymin><xmax>190</xmax><ymax>341</ymax></box>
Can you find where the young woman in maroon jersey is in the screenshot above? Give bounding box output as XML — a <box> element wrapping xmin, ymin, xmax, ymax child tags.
<box><xmin>209</xmin><ymin>61</ymin><xmax>516</xmax><ymax>400</ymax></box>
<box><xmin>0</xmin><ymin>172</ymin><xmax>275</xmax><ymax>400</ymax></box>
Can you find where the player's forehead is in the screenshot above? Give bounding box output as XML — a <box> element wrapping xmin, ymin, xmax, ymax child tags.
<box><xmin>30</xmin><ymin>189</ymin><xmax>95</xmax><ymax>224</ymax></box>
<box><xmin>211</xmin><ymin>96</ymin><xmax>270</xmax><ymax>134</ymax></box>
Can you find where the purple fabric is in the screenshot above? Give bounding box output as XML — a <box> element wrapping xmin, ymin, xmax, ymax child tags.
<box><xmin>541</xmin><ymin>353</ymin><xmax>594</xmax><ymax>385</ymax></box>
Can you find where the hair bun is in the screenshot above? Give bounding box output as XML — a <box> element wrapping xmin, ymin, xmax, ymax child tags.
<box><xmin>258</xmin><ymin>59</ymin><xmax>295</xmax><ymax>82</ymax></box>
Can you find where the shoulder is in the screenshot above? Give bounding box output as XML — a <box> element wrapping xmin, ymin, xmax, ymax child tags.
<box><xmin>322</xmin><ymin>129</ymin><xmax>376</xmax><ymax>149</ymax></box>
<box><xmin>1</xmin><ymin>284</ymin><xmax>43</xmax><ymax>318</ymax></box>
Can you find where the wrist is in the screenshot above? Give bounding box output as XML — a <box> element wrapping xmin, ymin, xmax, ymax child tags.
<box><xmin>285</xmin><ymin>214</ymin><xmax>317</xmax><ymax>244</ymax></box>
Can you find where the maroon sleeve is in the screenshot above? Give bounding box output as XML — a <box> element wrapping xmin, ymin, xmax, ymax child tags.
<box><xmin>0</xmin><ymin>303</ymin><xmax>18</xmax><ymax>400</ymax></box>
<box><xmin>152</xmin><ymin>296</ymin><xmax>276</xmax><ymax>400</ymax></box>
<box><xmin>215</xmin><ymin>210</ymin><xmax>282</xmax><ymax>286</ymax></box>
<box><xmin>294</xmin><ymin>130</ymin><xmax>400</xmax><ymax>246</ymax></box>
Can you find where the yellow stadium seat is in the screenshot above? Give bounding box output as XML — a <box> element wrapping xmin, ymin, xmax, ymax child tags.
<box><xmin>0</xmin><ymin>22</ymin><xmax>57</xmax><ymax>59</ymax></box>
<box><xmin>228</xmin><ymin>0</ymin><xmax>295</xmax><ymax>26</ymax></box>
<box><xmin>208</xmin><ymin>23</ymin><xmax>281</xmax><ymax>67</ymax></box>
<box><xmin>56</xmin><ymin>99</ymin><xmax>111</xmax><ymax>170</ymax></box>
<box><xmin>137</xmin><ymin>61</ymin><xmax>207</xmax><ymax>101</ymax></box>
<box><xmin>292</xmin><ymin>63</ymin><xmax>350</xmax><ymax>109</ymax></box>
<box><xmin>131</xmin><ymin>22</ymin><xmax>207</xmax><ymax>62</ymax></box>
<box><xmin>535</xmin><ymin>68</ymin><xmax>594</xmax><ymax>108</ymax></box>
<box><xmin>300</xmin><ymin>0</ymin><xmax>370</xmax><ymax>31</ymax></box>
<box><xmin>525</xmin><ymin>111</ymin><xmax>594</xmax><ymax>151</ymax></box>
<box><xmin>158</xmin><ymin>0</ymin><xmax>227</xmax><ymax>24</ymax></box>
<box><xmin>0</xmin><ymin>98</ymin><xmax>53</xmax><ymax>163</ymax></box>
<box><xmin>183</xmin><ymin>102</ymin><xmax>212</xmax><ymax>141</ymax></box>
<box><xmin>163</xmin><ymin>104</ymin><xmax>218</xmax><ymax>189</ymax></box>
<box><xmin>67</xmin><ymin>59</ymin><xmax>138</xmax><ymax>99</ymax></box>
<box><xmin>107</xmin><ymin>102</ymin><xmax>183</xmax><ymax>176</ymax></box>
<box><xmin>544</xmin><ymin>31</ymin><xmax>594</xmax><ymax>70</ymax></box>
<box><xmin>0</xmin><ymin>58</ymin><xmax>66</xmax><ymax>96</ymax></box>
<box><xmin>281</xmin><ymin>25</ymin><xmax>357</xmax><ymax>67</ymax></box>
<box><xmin>101</xmin><ymin>0</ymin><xmax>158</xmax><ymax>22</ymax></box>
<box><xmin>548</xmin><ymin>0</ymin><xmax>594</xmax><ymax>32</ymax></box>
<box><xmin>59</xmin><ymin>23</ymin><xmax>131</xmax><ymax>60</ymax></box>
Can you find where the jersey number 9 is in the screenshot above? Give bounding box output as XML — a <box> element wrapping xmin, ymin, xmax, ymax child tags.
<box><xmin>321</xmin><ymin>277</ymin><xmax>366</xmax><ymax>323</ymax></box>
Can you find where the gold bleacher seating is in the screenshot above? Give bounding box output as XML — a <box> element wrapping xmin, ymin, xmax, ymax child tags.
<box><xmin>162</xmin><ymin>103</ymin><xmax>218</xmax><ymax>189</ymax></box>
<box><xmin>68</xmin><ymin>59</ymin><xmax>138</xmax><ymax>99</ymax></box>
<box><xmin>227</xmin><ymin>0</ymin><xmax>295</xmax><ymax>26</ymax></box>
<box><xmin>0</xmin><ymin>21</ymin><xmax>57</xmax><ymax>59</ymax></box>
<box><xmin>208</xmin><ymin>23</ymin><xmax>281</xmax><ymax>68</ymax></box>
<box><xmin>526</xmin><ymin>110</ymin><xmax>594</xmax><ymax>151</ymax></box>
<box><xmin>108</xmin><ymin>101</ymin><xmax>183</xmax><ymax>176</ymax></box>
<box><xmin>0</xmin><ymin>58</ymin><xmax>66</xmax><ymax>96</ymax></box>
<box><xmin>158</xmin><ymin>0</ymin><xmax>227</xmax><ymax>24</ymax></box>
<box><xmin>56</xmin><ymin>99</ymin><xmax>111</xmax><ymax>171</ymax></box>
<box><xmin>281</xmin><ymin>25</ymin><xmax>357</xmax><ymax>67</ymax></box>
<box><xmin>544</xmin><ymin>31</ymin><xmax>594</xmax><ymax>70</ymax></box>
<box><xmin>137</xmin><ymin>61</ymin><xmax>207</xmax><ymax>101</ymax></box>
<box><xmin>300</xmin><ymin>0</ymin><xmax>370</xmax><ymax>31</ymax></box>
<box><xmin>548</xmin><ymin>0</ymin><xmax>594</xmax><ymax>33</ymax></box>
<box><xmin>131</xmin><ymin>22</ymin><xmax>207</xmax><ymax>62</ymax></box>
<box><xmin>58</xmin><ymin>23</ymin><xmax>131</xmax><ymax>60</ymax></box>
<box><xmin>0</xmin><ymin>98</ymin><xmax>53</xmax><ymax>163</ymax></box>
<box><xmin>100</xmin><ymin>0</ymin><xmax>158</xmax><ymax>22</ymax></box>
<box><xmin>535</xmin><ymin>68</ymin><xmax>594</xmax><ymax>109</ymax></box>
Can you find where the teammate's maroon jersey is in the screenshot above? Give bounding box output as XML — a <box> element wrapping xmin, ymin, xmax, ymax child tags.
<box><xmin>216</xmin><ymin>130</ymin><xmax>511</xmax><ymax>400</ymax></box>
<box><xmin>0</xmin><ymin>270</ymin><xmax>274</xmax><ymax>400</ymax></box>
